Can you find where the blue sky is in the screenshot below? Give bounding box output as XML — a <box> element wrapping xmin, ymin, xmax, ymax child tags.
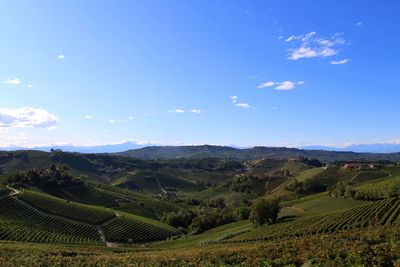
<box><xmin>1</xmin><ymin>0</ymin><xmax>399</xmax><ymax>148</ymax></box>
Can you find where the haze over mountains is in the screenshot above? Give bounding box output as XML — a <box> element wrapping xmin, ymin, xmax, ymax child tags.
<box><xmin>1</xmin><ymin>141</ymin><xmax>400</xmax><ymax>154</ymax></box>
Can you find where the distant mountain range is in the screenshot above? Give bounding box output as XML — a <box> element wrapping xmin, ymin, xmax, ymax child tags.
<box><xmin>300</xmin><ymin>143</ymin><xmax>400</xmax><ymax>153</ymax></box>
<box><xmin>0</xmin><ymin>141</ymin><xmax>145</xmax><ymax>154</ymax></box>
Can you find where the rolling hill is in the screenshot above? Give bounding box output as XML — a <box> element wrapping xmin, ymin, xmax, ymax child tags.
<box><xmin>118</xmin><ymin>145</ymin><xmax>400</xmax><ymax>162</ymax></box>
<box><xmin>1</xmin><ymin>148</ymin><xmax>400</xmax><ymax>265</ymax></box>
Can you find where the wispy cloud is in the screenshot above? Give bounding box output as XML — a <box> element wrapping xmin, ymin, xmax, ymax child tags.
<box><xmin>257</xmin><ymin>81</ymin><xmax>275</xmax><ymax>89</ymax></box>
<box><xmin>356</xmin><ymin>22</ymin><xmax>363</xmax><ymax>27</ymax></box>
<box><xmin>247</xmin><ymin>75</ymin><xmax>257</xmax><ymax>80</ymax></box>
<box><xmin>285</xmin><ymin>35</ymin><xmax>296</xmax><ymax>42</ymax></box>
<box><xmin>5</xmin><ymin>78</ymin><xmax>21</xmax><ymax>85</ymax></box>
<box><xmin>168</xmin><ymin>108</ymin><xmax>202</xmax><ymax>114</ymax></box>
<box><xmin>275</xmin><ymin>81</ymin><xmax>296</xmax><ymax>90</ymax></box>
<box><xmin>330</xmin><ymin>59</ymin><xmax>350</xmax><ymax>65</ymax></box>
<box><xmin>235</xmin><ymin>103</ymin><xmax>250</xmax><ymax>108</ymax></box>
<box><xmin>57</xmin><ymin>54</ymin><xmax>65</xmax><ymax>60</ymax></box>
<box><xmin>168</xmin><ymin>109</ymin><xmax>185</xmax><ymax>113</ymax></box>
<box><xmin>84</xmin><ymin>114</ymin><xmax>95</xmax><ymax>119</ymax></box>
<box><xmin>108</xmin><ymin>119</ymin><xmax>115</xmax><ymax>124</ymax></box>
<box><xmin>229</xmin><ymin>96</ymin><xmax>238</xmax><ymax>103</ymax></box>
<box><xmin>190</xmin><ymin>109</ymin><xmax>202</xmax><ymax>114</ymax></box>
<box><xmin>257</xmin><ymin>80</ymin><xmax>305</xmax><ymax>91</ymax></box>
<box><xmin>284</xmin><ymin>32</ymin><xmax>347</xmax><ymax>61</ymax></box>
<box><xmin>230</xmin><ymin>96</ymin><xmax>251</xmax><ymax>108</ymax></box>
<box><xmin>0</xmin><ymin>107</ymin><xmax>57</xmax><ymax>128</ymax></box>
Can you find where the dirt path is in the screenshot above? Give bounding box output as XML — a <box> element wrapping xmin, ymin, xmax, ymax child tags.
<box><xmin>154</xmin><ymin>173</ymin><xmax>168</xmax><ymax>194</ymax></box>
<box><xmin>6</xmin><ymin>185</ymin><xmax>20</xmax><ymax>196</ymax></box>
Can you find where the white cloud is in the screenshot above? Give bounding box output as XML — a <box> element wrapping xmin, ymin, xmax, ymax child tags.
<box><xmin>330</xmin><ymin>59</ymin><xmax>350</xmax><ymax>65</ymax></box>
<box><xmin>285</xmin><ymin>32</ymin><xmax>347</xmax><ymax>61</ymax></box>
<box><xmin>230</xmin><ymin>96</ymin><xmax>251</xmax><ymax>108</ymax></box>
<box><xmin>168</xmin><ymin>109</ymin><xmax>185</xmax><ymax>113</ymax></box>
<box><xmin>5</xmin><ymin>78</ymin><xmax>21</xmax><ymax>85</ymax></box>
<box><xmin>247</xmin><ymin>75</ymin><xmax>257</xmax><ymax>80</ymax></box>
<box><xmin>235</xmin><ymin>103</ymin><xmax>250</xmax><ymax>108</ymax></box>
<box><xmin>285</xmin><ymin>35</ymin><xmax>296</xmax><ymax>42</ymax></box>
<box><xmin>128</xmin><ymin>116</ymin><xmax>134</xmax><ymax>120</ymax></box>
<box><xmin>288</xmin><ymin>47</ymin><xmax>319</xmax><ymax>60</ymax></box>
<box><xmin>108</xmin><ymin>119</ymin><xmax>115</xmax><ymax>124</ymax></box>
<box><xmin>27</xmin><ymin>84</ymin><xmax>34</xmax><ymax>88</ymax></box>
<box><xmin>57</xmin><ymin>54</ymin><xmax>65</xmax><ymax>60</ymax></box>
<box><xmin>229</xmin><ymin>96</ymin><xmax>238</xmax><ymax>103</ymax></box>
<box><xmin>257</xmin><ymin>80</ymin><xmax>305</xmax><ymax>91</ymax></box>
<box><xmin>84</xmin><ymin>114</ymin><xmax>95</xmax><ymax>119</ymax></box>
<box><xmin>257</xmin><ymin>81</ymin><xmax>275</xmax><ymax>89</ymax></box>
<box><xmin>275</xmin><ymin>81</ymin><xmax>296</xmax><ymax>90</ymax></box>
<box><xmin>190</xmin><ymin>109</ymin><xmax>202</xmax><ymax>114</ymax></box>
<box><xmin>0</xmin><ymin>107</ymin><xmax>57</xmax><ymax>128</ymax></box>
<box><xmin>301</xmin><ymin>31</ymin><xmax>316</xmax><ymax>42</ymax></box>
<box><xmin>319</xmin><ymin>47</ymin><xmax>338</xmax><ymax>57</ymax></box>
<box><xmin>167</xmin><ymin>109</ymin><xmax>202</xmax><ymax>114</ymax></box>
<box><xmin>356</xmin><ymin>22</ymin><xmax>363</xmax><ymax>27</ymax></box>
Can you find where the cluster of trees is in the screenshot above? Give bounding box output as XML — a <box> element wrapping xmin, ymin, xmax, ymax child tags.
<box><xmin>162</xmin><ymin>196</ymin><xmax>281</xmax><ymax>234</ymax></box>
<box><xmin>162</xmin><ymin>197</ymin><xmax>251</xmax><ymax>234</ymax></box>
<box><xmin>329</xmin><ymin>182</ymin><xmax>400</xmax><ymax>200</ymax></box>
<box><xmin>286</xmin><ymin>178</ymin><xmax>326</xmax><ymax>194</ymax></box>
<box><xmin>7</xmin><ymin>165</ymin><xmax>84</xmax><ymax>188</ymax></box>
<box><xmin>249</xmin><ymin>198</ymin><xmax>281</xmax><ymax>227</ymax></box>
<box><xmin>229</xmin><ymin>175</ymin><xmax>255</xmax><ymax>193</ymax></box>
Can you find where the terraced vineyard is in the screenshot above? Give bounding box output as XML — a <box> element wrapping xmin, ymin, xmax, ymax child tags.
<box><xmin>229</xmin><ymin>198</ymin><xmax>400</xmax><ymax>243</ymax></box>
<box><xmin>18</xmin><ymin>190</ymin><xmax>116</xmax><ymax>224</ymax></box>
<box><xmin>0</xmin><ymin>196</ymin><xmax>100</xmax><ymax>243</ymax></box>
<box><xmin>102</xmin><ymin>213</ymin><xmax>178</xmax><ymax>242</ymax></box>
<box><xmin>45</xmin><ymin>185</ymin><xmax>126</xmax><ymax>208</ymax></box>
<box><xmin>0</xmin><ymin>186</ymin><xmax>10</xmax><ymax>199</ymax></box>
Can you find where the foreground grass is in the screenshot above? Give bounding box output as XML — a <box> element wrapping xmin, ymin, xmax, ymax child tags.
<box><xmin>1</xmin><ymin>225</ymin><xmax>400</xmax><ymax>266</ymax></box>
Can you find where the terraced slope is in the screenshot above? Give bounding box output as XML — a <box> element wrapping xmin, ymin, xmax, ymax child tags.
<box><xmin>18</xmin><ymin>190</ymin><xmax>116</xmax><ymax>224</ymax></box>
<box><xmin>45</xmin><ymin>185</ymin><xmax>125</xmax><ymax>208</ymax></box>
<box><xmin>102</xmin><ymin>213</ymin><xmax>178</xmax><ymax>242</ymax></box>
<box><xmin>0</xmin><ymin>196</ymin><xmax>100</xmax><ymax>243</ymax></box>
<box><xmin>229</xmin><ymin>198</ymin><xmax>400</xmax><ymax>243</ymax></box>
<box><xmin>0</xmin><ymin>186</ymin><xmax>10</xmax><ymax>199</ymax></box>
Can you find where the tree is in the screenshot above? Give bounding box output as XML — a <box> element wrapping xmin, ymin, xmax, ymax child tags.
<box><xmin>249</xmin><ymin>198</ymin><xmax>281</xmax><ymax>227</ymax></box>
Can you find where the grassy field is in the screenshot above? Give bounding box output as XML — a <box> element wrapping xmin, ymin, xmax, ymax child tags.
<box><xmin>292</xmin><ymin>195</ymin><xmax>368</xmax><ymax>214</ymax></box>
<box><xmin>353</xmin><ymin>175</ymin><xmax>400</xmax><ymax>198</ymax></box>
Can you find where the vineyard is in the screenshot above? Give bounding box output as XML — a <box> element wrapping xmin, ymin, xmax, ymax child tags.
<box><xmin>44</xmin><ymin>185</ymin><xmax>126</xmax><ymax>208</ymax></box>
<box><xmin>0</xmin><ymin>187</ymin><xmax>10</xmax><ymax>199</ymax></box>
<box><xmin>228</xmin><ymin>197</ymin><xmax>400</xmax><ymax>243</ymax></box>
<box><xmin>18</xmin><ymin>190</ymin><xmax>116</xmax><ymax>224</ymax></box>
<box><xmin>0</xmin><ymin>196</ymin><xmax>100</xmax><ymax>243</ymax></box>
<box><xmin>102</xmin><ymin>213</ymin><xmax>178</xmax><ymax>242</ymax></box>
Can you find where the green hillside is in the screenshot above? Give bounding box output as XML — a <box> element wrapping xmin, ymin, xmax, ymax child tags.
<box><xmin>229</xmin><ymin>197</ymin><xmax>400</xmax><ymax>243</ymax></box>
<box><xmin>102</xmin><ymin>212</ymin><xmax>178</xmax><ymax>242</ymax></box>
<box><xmin>0</xmin><ymin>195</ymin><xmax>100</xmax><ymax>243</ymax></box>
<box><xmin>18</xmin><ymin>190</ymin><xmax>116</xmax><ymax>224</ymax></box>
<box><xmin>1</xmin><ymin>149</ymin><xmax>400</xmax><ymax>265</ymax></box>
<box><xmin>118</xmin><ymin>145</ymin><xmax>400</xmax><ymax>162</ymax></box>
